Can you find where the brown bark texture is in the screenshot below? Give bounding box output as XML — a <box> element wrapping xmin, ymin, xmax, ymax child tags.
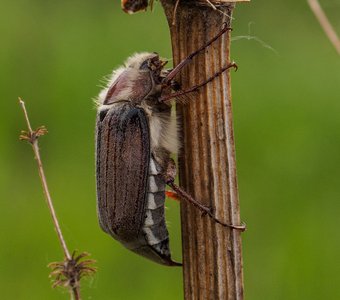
<box><xmin>160</xmin><ymin>1</ymin><xmax>244</xmax><ymax>299</ymax></box>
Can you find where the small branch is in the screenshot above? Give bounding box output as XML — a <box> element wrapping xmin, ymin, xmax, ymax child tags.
<box><xmin>308</xmin><ymin>0</ymin><xmax>340</xmax><ymax>55</ymax></box>
<box><xmin>19</xmin><ymin>98</ymin><xmax>96</xmax><ymax>300</ymax></box>
<box><xmin>19</xmin><ymin>98</ymin><xmax>71</xmax><ymax>260</ymax></box>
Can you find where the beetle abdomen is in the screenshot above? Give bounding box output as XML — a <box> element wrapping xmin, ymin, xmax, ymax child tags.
<box><xmin>144</xmin><ymin>158</ymin><xmax>168</xmax><ymax>246</ymax></box>
<box><xmin>131</xmin><ymin>157</ymin><xmax>180</xmax><ymax>266</ymax></box>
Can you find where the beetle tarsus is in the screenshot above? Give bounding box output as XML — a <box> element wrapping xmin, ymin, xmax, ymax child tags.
<box><xmin>206</xmin><ymin>210</ymin><xmax>246</xmax><ymax>232</ymax></box>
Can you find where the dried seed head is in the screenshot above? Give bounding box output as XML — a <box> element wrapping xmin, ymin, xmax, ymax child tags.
<box><xmin>19</xmin><ymin>126</ymin><xmax>48</xmax><ymax>144</ymax></box>
<box><xmin>48</xmin><ymin>251</ymin><xmax>97</xmax><ymax>290</ymax></box>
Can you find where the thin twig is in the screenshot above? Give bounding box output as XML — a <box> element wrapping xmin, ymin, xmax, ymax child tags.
<box><xmin>308</xmin><ymin>0</ymin><xmax>340</xmax><ymax>55</ymax></box>
<box><xmin>19</xmin><ymin>98</ymin><xmax>96</xmax><ymax>300</ymax></box>
<box><xmin>19</xmin><ymin>98</ymin><xmax>71</xmax><ymax>260</ymax></box>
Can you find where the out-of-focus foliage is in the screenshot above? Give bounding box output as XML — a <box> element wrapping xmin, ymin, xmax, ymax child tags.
<box><xmin>0</xmin><ymin>0</ymin><xmax>339</xmax><ymax>299</ymax></box>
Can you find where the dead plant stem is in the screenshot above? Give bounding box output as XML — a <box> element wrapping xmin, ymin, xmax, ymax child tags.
<box><xmin>308</xmin><ymin>0</ymin><xmax>340</xmax><ymax>55</ymax></box>
<box><xmin>19</xmin><ymin>98</ymin><xmax>71</xmax><ymax>260</ymax></box>
<box><xmin>19</xmin><ymin>98</ymin><xmax>82</xmax><ymax>300</ymax></box>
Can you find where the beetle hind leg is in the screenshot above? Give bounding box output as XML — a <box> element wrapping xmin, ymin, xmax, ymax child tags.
<box><xmin>163</xmin><ymin>159</ymin><xmax>246</xmax><ymax>232</ymax></box>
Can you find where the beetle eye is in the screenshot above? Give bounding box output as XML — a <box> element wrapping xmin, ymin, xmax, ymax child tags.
<box><xmin>140</xmin><ymin>60</ymin><xmax>150</xmax><ymax>70</ymax></box>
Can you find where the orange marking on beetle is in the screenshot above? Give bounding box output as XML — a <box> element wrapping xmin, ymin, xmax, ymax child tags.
<box><xmin>166</xmin><ymin>191</ymin><xmax>180</xmax><ymax>201</ymax></box>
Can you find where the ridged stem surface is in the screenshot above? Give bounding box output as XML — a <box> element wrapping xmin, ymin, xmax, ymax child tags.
<box><xmin>161</xmin><ymin>1</ymin><xmax>244</xmax><ymax>299</ymax></box>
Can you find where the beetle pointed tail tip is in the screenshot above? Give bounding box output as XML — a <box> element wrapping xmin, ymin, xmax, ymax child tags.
<box><xmin>168</xmin><ymin>260</ymin><xmax>182</xmax><ymax>267</ymax></box>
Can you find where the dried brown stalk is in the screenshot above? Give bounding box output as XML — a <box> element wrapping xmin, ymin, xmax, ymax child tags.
<box><xmin>308</xmin><ymin>0</ymin><xmax>340</xmax><ymax>55</ymax></box>
<box><xmin>19</xmin><ymin>98</ymin><xmax>96</xmax><ymax>300</ymax></box>
<box><xmin>160</xmin><ymin>1</ymin><xmax>247</xmax><ymax>299</ymax></box>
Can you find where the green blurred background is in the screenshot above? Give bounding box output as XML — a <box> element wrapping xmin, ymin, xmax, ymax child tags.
<box><xmin>1</xmin><ymin>0</ymin><xmax>340</xmax><ymax>299</ymax></box>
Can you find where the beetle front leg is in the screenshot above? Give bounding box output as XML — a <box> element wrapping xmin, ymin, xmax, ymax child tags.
<box><xmin>163</xmin><ymin>159</ymin><xmax>246</xmax><ymax>231</ymax></box>
<box><xmin>162</xmin><ymin>24</ymin><xmax>233</xmax><ymax>85</ymax></box>
<box><xmin>159</xmin><ymin>62</ymin><xmax>237</xmax><ymax>103</ymax></box>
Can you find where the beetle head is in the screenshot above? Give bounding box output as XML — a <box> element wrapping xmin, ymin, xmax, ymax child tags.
<box><xmin>126</xmin><ymin>52</ymin><xmax>168</xmax><ymax>83</ymax></box>
<box><xmin>98</xmin><ymin>53</ymin><xmax>169</xmax><ymax>106</ymax></box>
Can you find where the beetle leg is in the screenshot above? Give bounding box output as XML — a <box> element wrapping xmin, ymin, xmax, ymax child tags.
<box><xmin>163</xmin><ymin>160</ymin><xmax>246</xmax><ymax>231</ymax></box>
<box><xmin>162</xmin><ymin>158</ymin><xmax>177</xmax><ymax>183</ymax></box>
<box><xmin>162</xmin><ymin>24</ymin><xmax>232</xmax><ymax>85</ymax></box>
<box><xmin>159</xmin><ymin>62</ymin><xmax>237</xmax><ymax>103</ymax></box>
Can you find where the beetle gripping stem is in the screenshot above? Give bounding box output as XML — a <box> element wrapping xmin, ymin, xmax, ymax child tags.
<box><xmin>166</xmin><ymin>181</ymin><xmax>246</xmax><ymax>231</ymax></box>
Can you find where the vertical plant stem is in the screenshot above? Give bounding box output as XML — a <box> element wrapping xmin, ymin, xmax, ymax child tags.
<box><xmin>161</xmin><ymin>1</ymin><xmax>246</xmax><ymax>299</ymax></box>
